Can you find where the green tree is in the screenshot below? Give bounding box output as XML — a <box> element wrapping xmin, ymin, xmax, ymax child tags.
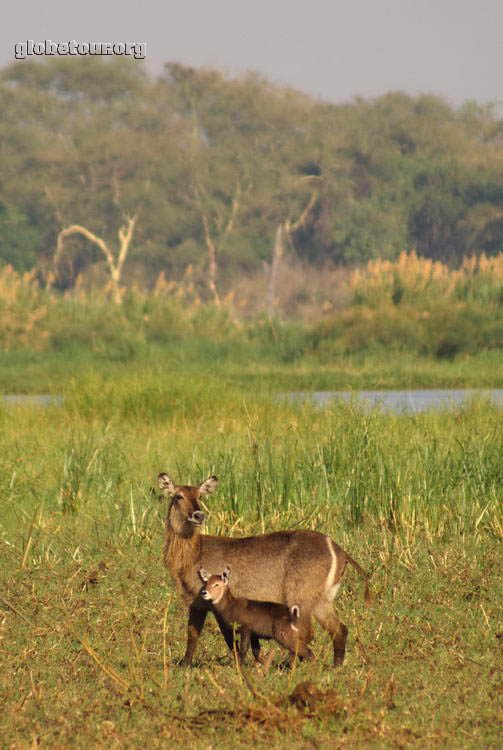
<box><xmin>0</xmin><ymin>202</ymin><xmax>42</xmax><ymax>271</ymax></box>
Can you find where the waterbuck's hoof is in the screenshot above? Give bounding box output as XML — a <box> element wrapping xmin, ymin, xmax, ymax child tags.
<box><xmin>333</xmin><ymin>651</ymin><xmax>345</xmax><ymax>667</ymax></box>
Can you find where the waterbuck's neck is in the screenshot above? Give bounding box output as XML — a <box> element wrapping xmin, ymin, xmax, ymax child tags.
<box><xmin>163</xmin><ymin>525</ymin><xmax>203</xmax><ymax>578</ymax></box>
<box><xmin>213</xmin><ymin>589</ymin><xmax>243</xmax><ymax>620</ymax></box>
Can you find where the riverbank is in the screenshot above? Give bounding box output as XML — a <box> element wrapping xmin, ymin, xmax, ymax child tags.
<box><xmin>1</xmin><ymin>251</ymin><xmax>503</xmax><ymax>394</ymax></box>
<box><xmin>2</xmin><ymin>347</ymin><xmax>503</xmax><ymax>395</ymax></box>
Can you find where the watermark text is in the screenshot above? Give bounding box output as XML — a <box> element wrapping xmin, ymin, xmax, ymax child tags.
<box><xmin>14</xmin><ymin>40</ymin><xmax>146</xmax><ymax>60</ymax></box>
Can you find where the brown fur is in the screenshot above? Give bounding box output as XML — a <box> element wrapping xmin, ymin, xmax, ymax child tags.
<box><xmin>200</xmin><ymin>570</ymin><xmax>314</xmax><ymax>663</ymax></box>
<box><xmin>159</xmin><ymin>472</ymin><xmax>370</xmax><ymax>667</ymax></box>
<box><xmin>164</xmin><ymin>532</ymin><xmax>202</xmax><ymax>600</ymax></box>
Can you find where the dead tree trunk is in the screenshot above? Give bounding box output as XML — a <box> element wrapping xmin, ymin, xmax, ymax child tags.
<box><xmin>53</xmin><ymin>215</ymin><xmax>137</xmax><ymax>302</ymax></box>
<box><xmin>198</xmin><ymin>182</ymin><xmax>242</xmax><ymax>307</ymax></box>
<box><xmin>267</xmin><ymin>223</ymin><xmax>287</xmax><ymax>320</ymax></box>
<box><xmin>202</xmin><ymin>214</ymin><xmax>221</xmax><ymax>308</ymax></box>
<box><xmin>267</xmin><ymin>191</ymin><xmax>318</xmax><ymax>320</ymax></box>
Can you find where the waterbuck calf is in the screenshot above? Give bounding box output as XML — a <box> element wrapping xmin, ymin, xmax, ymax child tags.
<box><xmin>199</xmin><ymin>567</ymin><xmax>314</xmax><ymax>664</ymax></box>
<box><xmin>159</xmin><ymin>472</ymin><xmax>370</xmax><ymax>667</ymax></box>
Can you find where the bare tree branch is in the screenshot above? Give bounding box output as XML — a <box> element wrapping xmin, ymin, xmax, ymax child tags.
<box><xmin>116</xmin><ymin>214</ymin><xmax>138</xmax><ymax>278</ymax></box>
<box><xmin>53</xmin><ymin>214</ymin><xmax>138</xmax><ymax>302</ymax></box>
<box><xmin>54</xmin><ymin>224</ymin><xmax>113</xmax><ymax>273</ymax></box>
<box><xmin>267</xmin><ymin>190</ymin><xmax>319</xmax><ymax>319</ymax></box>
<box><xmin>267</xmin><ymin>223</ymin><xmax>286</xmax><ymax>319</ymax></box>
<box><xmin>112</xmin><ymin>168</ymin><xmax>122</xmax><ymax>207</ymax></box>
<box><xmin>201</xmin><ymin>214</ymin><xmax>221</xmax><ymax>307</ymax></box>
<box><xmin>196</xmin><ymin>180</ymin><xmax>244</xmax><ymax>306</ymax></box>
<box><xmin>223</xmin><ymin>181</ymin><xmax>241</xmax><ymax>238</ymax></box>
<box><xmin>44</xmin><ymin>185</ymin><xmax>66</xmax><ymax>226</ymax></box>
<box><xmin>287</xmin><ymin>190</ymin><xmax>319</xmax><ymax>233</ymax></box>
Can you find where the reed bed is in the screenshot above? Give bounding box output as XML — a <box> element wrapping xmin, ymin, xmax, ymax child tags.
<box><xmin>348</xmin><ymin>250</ymin><xmax>503</xmax><ymax>307</ymax></box>
<box><xmin>1</xmin><ymin>373</ymin><xmax>502</xmax><ymax>539</ymax></box>
<box><xmin>1</xmin><ymin>251</ymin><xmax>503</xmax><ymax>367</ymax></box>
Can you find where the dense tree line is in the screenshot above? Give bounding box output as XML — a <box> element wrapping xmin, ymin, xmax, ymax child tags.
<box><xmin>1</xmin><ymin>57</ymin><xmax>502</xmax><ymax>293</ymax></box>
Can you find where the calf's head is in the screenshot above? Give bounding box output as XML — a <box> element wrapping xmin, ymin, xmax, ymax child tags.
<box><xmin>199</xmin><ymin>567</ymin><xmax>230</xmax><ymax>604</ymax></box>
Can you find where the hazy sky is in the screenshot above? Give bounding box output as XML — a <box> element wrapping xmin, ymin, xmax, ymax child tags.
<box><xmin>2</xmin><ymin>0</ymin><xmax>502</xmax><ymax>107</ymax></box>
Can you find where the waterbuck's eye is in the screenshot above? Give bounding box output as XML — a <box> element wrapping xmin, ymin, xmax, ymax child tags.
<box><xmin>174</xmin><ymin>493</ymin><xmax>183</xmax><ymax>501</ymax></box>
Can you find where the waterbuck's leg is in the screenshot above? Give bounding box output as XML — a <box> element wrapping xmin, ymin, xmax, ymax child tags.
<box><xmin>182</xmin><ymin>604</ymin><xmax>208</xmax><ymax>666</ymax></box>
<box><xmin>276</xmin><ymin>627</ymin><xmax>315</xmax><ymax>664</ymax></box>
<box><xmin>238</xmin><ymin>626</ymin><xmax>251</xmax><ymax>663</ymax></box>
<box><xmin>332</xmin><ymin>623</ymin><xmax>349</xmax><ymax>666</ymax></box>
<box><xmin>296</xmin><ymin>642</ymin><xmax>315</xmax><ymax>661</ymax></box>
<box><xmin>313</xmin><ymin>600</ymin><xmax>348</xmax><ymax>667</ymax></box>
<box><xmin>212</xmin><ymin>608</ymin><xmax>236</xmax><ymax>655</ymax></box>
<box><xmin>286</xmin><ymin>643</ymin><xmax>315</xmax><ymax>666</ymax></box>
<box><xmin>250</xmin><ymin>632</ymin><xmax>264</xmax><ymax>664</ymax></box>
<box><xmin>283</xmin><ymin>635</ymin><xmax>315</xmax><ymax>665</ymax></box>
<box><xmin>238</xmin><ymin>628</ymin><xmax>264</xmax><ymax>664</ymax></box>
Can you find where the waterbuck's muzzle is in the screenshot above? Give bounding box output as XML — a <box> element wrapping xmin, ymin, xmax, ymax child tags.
<box><xmin>189</xmin><ymin>510</ymin><xmax>205</xmax><ymax>526</ymax></box>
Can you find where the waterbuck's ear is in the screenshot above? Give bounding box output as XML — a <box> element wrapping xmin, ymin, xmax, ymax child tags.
<box><xmin>198</xmin><ymin>476</ymin><xmax>218</xmax><ymax>496</ymax></box>
<box><xmin>158</xmin><ymin>473</ymin><xmax>176</xmax><ymax>497</ymax></box>
<box><xmin>290</xmin><ymin>605</ymin><xmax>300</xmax><ymax>620</ymax></box>
<box><xmin>222</xmin><ymin>566</ymin><xmax>231</xmax><ymax>583</ymax></box>
<box><xmin>199</xmin><ymin>568</ymin><xmax>210</xmax><ymax>582</ymax></box>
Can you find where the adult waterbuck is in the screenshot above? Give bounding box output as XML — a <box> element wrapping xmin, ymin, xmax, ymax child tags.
<box><xmin>159</xmin><ymin>472</ymin><xmax>370</xmax><ymax>667</ymax></box>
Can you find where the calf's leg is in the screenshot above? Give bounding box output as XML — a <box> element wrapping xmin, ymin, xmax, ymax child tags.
<box><xmin>212</xmin><ymin>608</ymin><xmax>236</xmax><ymax>655</ymax></box>
<box><xmin>237</xmin><ymin>627</ymin><xmax>265</xmax><ymax>665</ymax></box>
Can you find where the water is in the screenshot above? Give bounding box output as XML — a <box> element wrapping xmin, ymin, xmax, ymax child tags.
<box><xmin>281</xmin><ymin>389</ymin><xmax>503</xmax><ymax>414</ymax></box>
<box><xmin>3</xmin><ymin>391</ymin><xmax>503</xmax><ymax>414</ymax></box>
<box><xmin>1</xmin><ymin>394</ymin><xmax>63</xmax><ymax>407</ymax></box>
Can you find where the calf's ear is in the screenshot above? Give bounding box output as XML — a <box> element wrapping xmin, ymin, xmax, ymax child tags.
<box><xmin>199</xmin><ymin>568</ymin><xmax>210</xmax><ymax>582</ymax></box>
<box><xmin>222</xmin><ymin>566</ymin><xmax>231</xmax><ymax>583</ymax></box>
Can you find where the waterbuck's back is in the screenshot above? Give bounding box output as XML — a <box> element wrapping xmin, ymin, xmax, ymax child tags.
<box><xmin>184</xmin><ymin>529</ymin><xmax>340</xmax><ymax>612</ymax></box>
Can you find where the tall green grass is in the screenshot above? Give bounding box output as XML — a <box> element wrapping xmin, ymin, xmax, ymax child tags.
<box><xmin>1</xmin><ymin>374</ymin><xmax>501</xmax><ymax>556</ymax></box>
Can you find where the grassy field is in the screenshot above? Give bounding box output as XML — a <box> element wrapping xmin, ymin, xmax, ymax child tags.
<box><xmin>1</xmin><ymin>374</ymin><xmax>502</xmax><ymax>748</ymax></box>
